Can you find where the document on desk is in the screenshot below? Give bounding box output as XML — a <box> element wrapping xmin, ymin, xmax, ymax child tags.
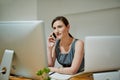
<box><xmin>49</xmin><ymin>72</ymin><xmax>72</xmax><ymax>80</ymax></box>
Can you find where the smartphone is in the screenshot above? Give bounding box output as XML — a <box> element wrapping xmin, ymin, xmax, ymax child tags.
<box><xmin>53</xmin><ymin>33</ymin><xmax>56</xmax><ymax>38</ymax></box>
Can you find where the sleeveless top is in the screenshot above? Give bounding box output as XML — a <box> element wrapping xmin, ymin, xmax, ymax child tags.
<box><xmin>55</xmin><ymin>39</ymin><xmax>84</xmax><ymax>73</ymax></box>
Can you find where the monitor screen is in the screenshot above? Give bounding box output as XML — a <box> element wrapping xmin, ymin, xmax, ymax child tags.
<box><xmin>0</xmin><ymin>21</ymin><xmax>47</xmax><ymax>79</ymax></box>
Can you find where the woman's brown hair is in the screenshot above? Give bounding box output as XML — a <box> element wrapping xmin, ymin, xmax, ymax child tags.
<box><xmin>51</xmin><ymin>16</ymin><xmax>73</xmax><ymax>38</ymax></box>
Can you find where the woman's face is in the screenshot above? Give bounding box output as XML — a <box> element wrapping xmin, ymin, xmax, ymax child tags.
<box><xmin>52</xmin><ymin>20</ymin><xmax>69</xmax><ymax>39</ymax></box>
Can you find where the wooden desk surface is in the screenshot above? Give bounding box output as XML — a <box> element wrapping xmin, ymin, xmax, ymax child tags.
<box><xmin>9</xmin><ymin>76</ymin><xmax>32</xmax><ymax>80</ymax></box>
<box><xmin>70</xmin><ymin>73</ymin><xmax>93</xmax><ymax>80</ymax></box>
<box><xmin>10</xmin><ymin>73</ymin><xmax>94</xmax><ymax>80</ymax></box>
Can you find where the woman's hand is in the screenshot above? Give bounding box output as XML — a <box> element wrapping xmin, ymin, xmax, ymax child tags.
<box><xmin>47</xmin><ymin>33</ymin><xmax>56</xmax><ymax>49</ymax></box>
<box><xmin>47</xmin><ymin>33</ymin><xmax>57</xmax><ymax>67</ymax></box>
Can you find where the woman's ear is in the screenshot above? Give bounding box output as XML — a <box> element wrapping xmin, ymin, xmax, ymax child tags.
<box><xmin>66</xmin><ymin>24</ymin><xmax>70</xmax><ymax>33</ymax></box>
<box><xmin>67</xmin><ymin>24</ymin><xmax>70</xmax><ymax>30</ymax></box>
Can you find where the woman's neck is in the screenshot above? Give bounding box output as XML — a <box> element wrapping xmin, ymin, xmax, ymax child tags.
<box><xmin>60</xmin><ymin>35</ymin><xmax>73</xmax><ymax>47</ymax></box>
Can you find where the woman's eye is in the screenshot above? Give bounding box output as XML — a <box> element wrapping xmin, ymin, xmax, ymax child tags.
<box><xmin>58</xmin><ymin>25</ymin><xmax>62</xmax><ymax>28</ymax></box>
<box><xmin>52</xmin><ymin>25</ymin><xmax>62</xmax><ymax>30</ymax></box>
<box><xmin>53</xmin><ymin>27</ymin><xmax>56</xmax><ymax>30</ymax></box>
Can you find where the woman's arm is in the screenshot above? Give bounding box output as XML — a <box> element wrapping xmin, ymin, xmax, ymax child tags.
<box><xmin>49</xmin><ymin>40</ymin><xmax>84</xmax><ymax>74</ymax></box>
<box><xmin>47</xmin><ymin>46</ymin><xmax>56</xmax><ymax>67</ymax></box>
<box><xmin>70</xmin><ymin>40</ymin><xmax>84</xmax><ymax>74</ymax></box>
<box><xmin>47</xmin><ymin>34</ymin><xmax>56</xmax><ymax>67</ymax></box>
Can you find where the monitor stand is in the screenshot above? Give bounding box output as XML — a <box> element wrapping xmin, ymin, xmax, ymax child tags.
<box><xmin>0</xmin><ymin>49</ymin><xmax>14</xmax><ymax>80</ymax></box>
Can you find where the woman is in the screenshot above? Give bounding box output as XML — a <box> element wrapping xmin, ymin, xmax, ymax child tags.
<box><xmin>47</xmin><ymin>16</ymin><xmax>84</xmax><ymax>75</ymax></box>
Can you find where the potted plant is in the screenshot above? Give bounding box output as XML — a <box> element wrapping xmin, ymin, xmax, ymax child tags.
<box><xmin>36</xmin><ymin>67</ymin><xmax>51</xmax><ymax>80</ymax></box>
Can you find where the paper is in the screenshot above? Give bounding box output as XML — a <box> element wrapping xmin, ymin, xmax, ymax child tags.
<box><xmin>49</xmin><ymin>72</ymin><xmax>72</xmax><ymax>80</ymax></box>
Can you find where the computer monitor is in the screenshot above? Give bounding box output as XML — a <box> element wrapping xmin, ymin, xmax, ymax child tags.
<box><xmin>0</xmin><ymin>21</ymin><xmax>47</xmax><ymax>80</ymax></box>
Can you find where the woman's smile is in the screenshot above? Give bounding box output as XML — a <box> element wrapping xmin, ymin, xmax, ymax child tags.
<box><xmin>56</xmin><ymin>32</ymin><xmax>62</xmax><ymax>38</ymax></box>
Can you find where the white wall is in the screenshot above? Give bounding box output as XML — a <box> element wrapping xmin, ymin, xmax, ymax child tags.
<box><xmin>0</xmin><ymin>0</ymin><xmax>120</xmax><ymax>39</ymax></box>
<box><xmin>37</xmin><ymin>0</ymin><xmax>120</xmax><ymax>40</ymax></box>
<box><xmin>65</xmin><ymin>7</ymin><xmax>120</xmax><ymax>40</ymax></box>
<box><xmin>0</xmin><ymin>0</ymin><xmax>37</xmax><ymax>21</ymax></box>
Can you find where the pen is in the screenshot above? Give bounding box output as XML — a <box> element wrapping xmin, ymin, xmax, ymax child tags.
<box><xmin>49</xmin><ymin>72</ymin><xmax>55</xmax><ymax>75</ymax></box>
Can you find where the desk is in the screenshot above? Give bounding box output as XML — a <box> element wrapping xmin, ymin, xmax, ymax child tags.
<box><xmin>10</xmin><ymin>73</ymin><xmax>93</xmax><ymax>80</ymax></box>
<box><xmin>70</xmin><ymin>73</ymin><xmax>93</xmax><ymax>80</ymax></box>
<box><xmin>9</xmin><ymin>76</ymin><xmax>32</xmax><ymax>80</ymax></box>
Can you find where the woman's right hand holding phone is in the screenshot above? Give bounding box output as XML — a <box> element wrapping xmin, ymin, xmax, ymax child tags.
<box><xmin>48</xmin><ymin>33</ymin><xmax>56</xmax><ymax>49</ymax></box>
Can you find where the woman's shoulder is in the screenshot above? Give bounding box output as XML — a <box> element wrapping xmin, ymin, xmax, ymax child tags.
<box><xmin>75</xmin><ymin>39</ymin><xmax>84</xmax><ymax>46</ymax></box>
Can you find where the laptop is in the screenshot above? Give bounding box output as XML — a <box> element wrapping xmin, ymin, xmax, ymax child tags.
<box><xmin>49</xmin><ymin>36</ymin><xmax>120</xmax><ymax>80</ymax></box>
